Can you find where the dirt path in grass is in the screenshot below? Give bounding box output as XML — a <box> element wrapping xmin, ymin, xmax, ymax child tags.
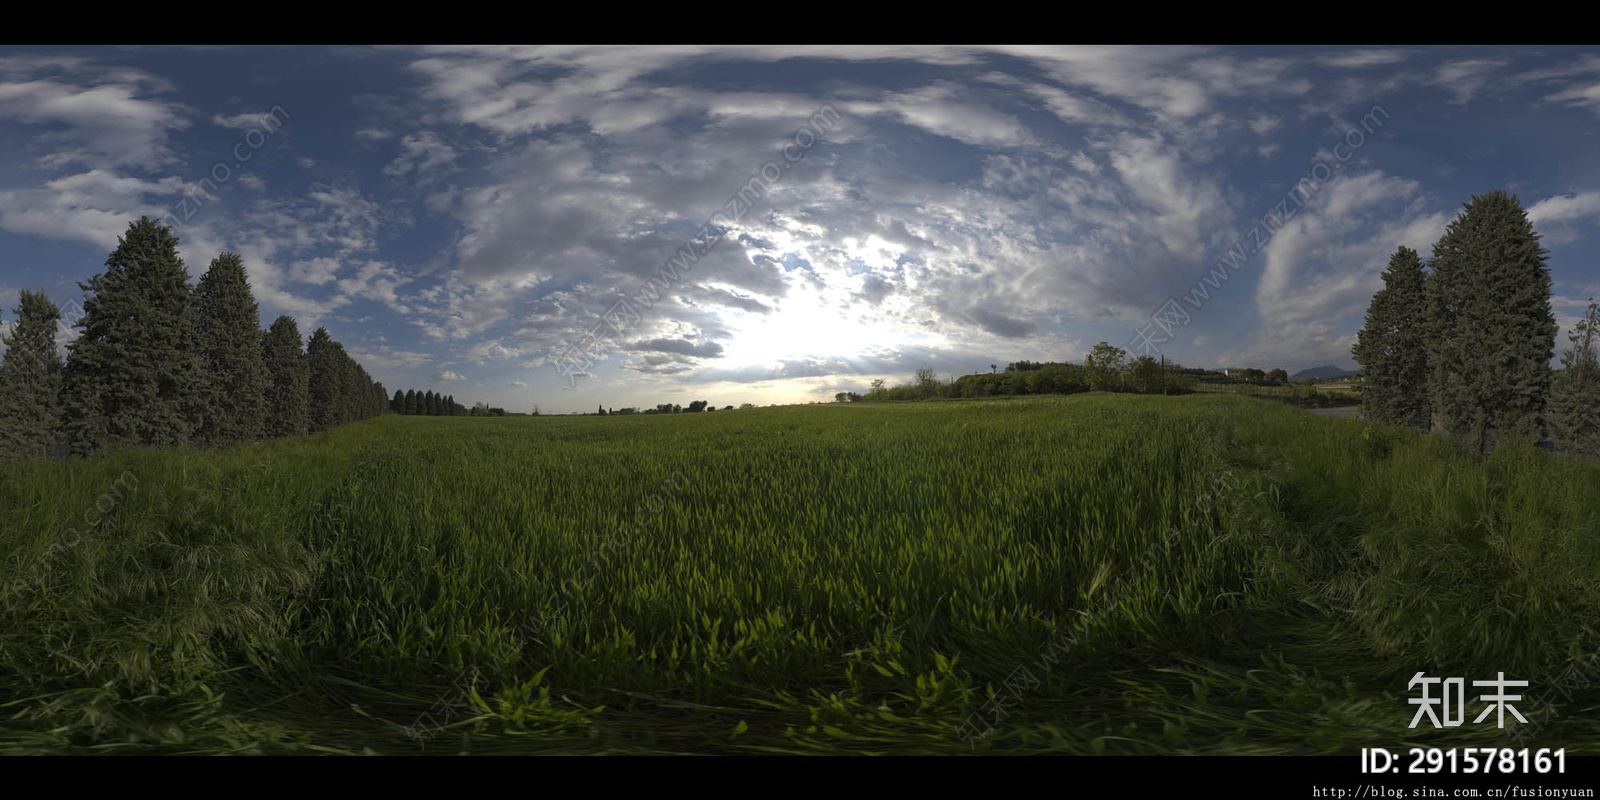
<box><xmin>1306</xmin><ymin>406</ymin><xmax>1359</xmax><ymax>419</ymax></box>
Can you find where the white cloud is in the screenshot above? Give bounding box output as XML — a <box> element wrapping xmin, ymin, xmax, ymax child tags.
<box><xmin>0</xmin><ymin>62</ymin><xmax>188</xmax><ymax>170</ymax></box>
<box><xmin>211</xmin><ymin>109</ymin><xmax>290</xmax><ymax>132</ymax></box>
<box><xmin>0</xmin><ymin>169</ymin><xmax>182</xmax><ymax>247</ymax></box>
<box><xmin>383</xmin><ymin>130</ymin><xmax>460</xmax><ymax>180</ymax></box>
<box><xmin>1317</xmin><ymin>50</ymin><xmax>1411</xmax><ymax>69</ymax></box>
<box><xmin>1547</xmin><ymin>82</ymin><xmax>1600</xmax><ymax>116</ymax></box>
<box><xmin>1529</xmin><ymin>192</ymin><xmax>1600</xmax><ymax>226</ymax></box>
<box><xmin>1431</xmin><ymin>59</ymin><xmax>1506</xmax><ymax>104</ymax></box>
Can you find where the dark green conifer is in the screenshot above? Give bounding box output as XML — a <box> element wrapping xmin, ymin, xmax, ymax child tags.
<box><xmin>0</xmin><ymin>290</ymin><xmax>64</xmax><ymax>459</ymax></box>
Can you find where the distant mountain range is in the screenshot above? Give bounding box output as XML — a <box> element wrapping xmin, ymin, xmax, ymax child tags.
<box><xmin>1290</xmin><ymin>365</ymin><xmax>1358</xmax><ymax>381</ymax></box>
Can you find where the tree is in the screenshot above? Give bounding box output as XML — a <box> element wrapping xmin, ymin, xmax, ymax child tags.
<box><xmin>0</xmin><ymin>290</ymin><xmax>64</xmax><ymax>459</ymax></box>
<box><xmin>333</xmin><ymin>347</ymin><xmax>362</xmax><ymax>425</ymax></box>
<box><xmin>261</xmin><ymin>315</ymin><xmax>310</xmax><ymax>437</ymax></box>
<box><xmin>1266</xmin><ymin>368</ymin><xmax>1288</xmax><ymax>386</ymax></box>
<box><xmin>60</xmin><ymin>217</ymin><xmax>205</xmax><ymax>453</ymax></box>
<box><xmin>1426</xmin><ymin>191</ymin><xmax>1557</xmax><ymax>453</ymax></box>
<box><xmin>687</xmin><ymin>400</ymin><xmax>708</xmax><ymax>412</ymax></box>
<box><xmin>306</xmin><ymin>328</ymin><xmax>341</xmax><ymax>432</ymax></box>
<box><xmin>1354</xmin><ymin>246</ymin><xmax>1431</xmax><ymax>429</ymax></box>
<box><xmin>1128</xmin><ymin>355</ymin><xmax>1162</xmax><ymax>394</ymax></box>
<box><xmin>1084</xmin><ymin>342</ymin><xmax>1127</xmax><ymax>391</ymax></box>
<box><xmin>194</xmin><ymin>252</ymin><xmax>268</xmax><ymax>446</ymax></box>
<box><xmin>403</xmin><ymin>389</ymin><xmax>417</xmax><ymax>415</ymax></box>
<box><xmin>1550</xmin><ymin>298</ymin><xmax>1600</xmax><ymax>457</ymax></box>
<box><xmin>912</xmin><ymin>366</ymin><xmax>942</xmax><ymax>399</ymax></box>
<box><xmin>391</xmin><ymin>389</ymin><xmax>405</xmax><ymax>413</ymax></box>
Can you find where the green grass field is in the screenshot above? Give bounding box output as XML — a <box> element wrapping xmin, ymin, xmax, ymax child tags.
<box><xmin>3</xmin><ymin>394</ymin><xmax>1599</xmax><ymax>754</ymax></box>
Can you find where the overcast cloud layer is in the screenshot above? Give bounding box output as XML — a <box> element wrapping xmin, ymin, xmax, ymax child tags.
<box><xmin>2</xmin><ymin>45</ymin><xmax>1599</xmax><ymax>412</ymax></box>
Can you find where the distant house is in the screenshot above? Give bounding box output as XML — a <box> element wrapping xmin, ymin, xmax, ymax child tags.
<box><xmin>1222</xmin><ymin>367</ymin><xmax>1251</xmax><ymax>378</ymax></box>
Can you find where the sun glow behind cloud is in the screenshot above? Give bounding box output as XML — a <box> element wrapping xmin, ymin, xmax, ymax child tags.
<box><xmin>715</xmin><ymin>278</ymin><xmax>931</xmax><ymax>369</ymax></box>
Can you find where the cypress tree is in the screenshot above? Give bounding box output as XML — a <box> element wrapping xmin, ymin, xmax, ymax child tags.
<box><xmin>403</xmin><ymin>389</ymin><xmax>416</xmax><ymax>415</ymax></box>
<box><xmin>0</xmin><ymin>290</ymin><xmax>64</xmax><ymax>459</ymax></box>
<box><xmin>60</xmin><ymin>217</ymin><xmax>205</xmax><ymax>453</ymax></box>
<box><xmin>194</xmin><ymin>252</ymin><xmax>268</xmax><ymax>446</ymax></box>
<box><xmin>306</xmin><ymin>327</ymin><xmax>339</xmax><ymax>432</ymax></box>
<box><xmin>1353</xmin><ymin>246</ymin><xmax>1431</xmax><ymax>428</ymax></box>
<box><xmin>261</xmin><ymin>315</ymin><xmax>309</xmax><ymax>437</ymax></box>
<box><xmin>333</xmin><ymin>346</ymin><xmax>358</xmax><ymax>425</ymax></box>
<box><xmin>1550</xmin><ymin>299</ymin><xmax>1600</xmax><ymax>457</ymax></box>
<box><xmin>392</xmin><ymin>389</ymin><xmax>405</xmax><ymax>414</ymax></box>
<box><xmin>1426</xmin><ymin>191</ymin><xmax>1557</xmax><ymax>453</ymax></box>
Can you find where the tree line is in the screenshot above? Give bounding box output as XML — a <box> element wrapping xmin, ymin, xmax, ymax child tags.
<box><xmin>594</xmin><ymin>401</ymin><xmax>733</xmax><ymax>415</ymax></box>
<box><xmin>861</xmin><ymin>346</ymin><xmax>1212</xmax><ymax>402</ymax></box>
<box><xmin>390</xmin><ymin>389</ymin><xmax>467</xmax><ymax>417</ymax></box>
<box><xmin>0</xmin><ymin>217</ymin><xmax>388</xmax><ymax>460</ymax></box>
<box><xmin>1355</xmin><ymin>190</ymin><xmax>1597</xmax><ymax>456</ymax></box>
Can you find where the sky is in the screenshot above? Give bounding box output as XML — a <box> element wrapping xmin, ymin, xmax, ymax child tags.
<box><xmin>2</xmin><ymin>45</ymin><xmax>1599</xmax><ymax>414</ymax></box>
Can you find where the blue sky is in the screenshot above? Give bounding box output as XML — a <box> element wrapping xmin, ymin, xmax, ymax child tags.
<box><xmin>2</xmin><ymin>45</ymin><xmax>1599</xmax><ymax>413</ymax></box>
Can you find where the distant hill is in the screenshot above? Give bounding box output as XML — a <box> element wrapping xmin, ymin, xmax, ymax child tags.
<box><xmin>1290</xmin><ymin>365</ymin><xmax>1357</xmax><ymax>381</ymax></box>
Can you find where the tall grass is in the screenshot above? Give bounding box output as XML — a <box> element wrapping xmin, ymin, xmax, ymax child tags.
<box><xmin>2</xmin><ymin>394</ymin><xmax>1597</xmax><ymax>754</ymax></box>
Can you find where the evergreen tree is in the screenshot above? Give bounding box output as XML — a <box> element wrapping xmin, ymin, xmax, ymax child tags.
<box><xmin>1425</xmin><ymin>191</ymin><xmax>1557</xmax><ymax>453</ymax></box>
<box><xmin>261</xmin><ymin>315</ymin><xmax>309</xmax><ymax>438</ymax></box>
<box><xmin>403</xmin><ymin>389</ymin><xmax>417</xmax><ymax>415</ymax></box>
<box><xmin>392</xmin><ymin>389</ymin><xmax>405</xmax><ymax>414</ymax></box>
<box><xmin>194</xmin><ymin>252</ymin><xmax>268</xmax><ymax>446</ymax></box>
<box><xmin>60</xmin><ymin>217</ymin><xmax>205</xmax><ymax>453</ymax></box>
<box><xmin>1550</xmin><ymin>299</ymin><xmax>1600</xmax><ymax>457</ymax></box>
<box><xmin>333</xmin><ymin>345</ymin><xmax>359</xmax><ymax>425</ymax></box>
<box><xmin>0</xmin><ymin>290</ymin><xmax>64</xmax><ymax>459</ymax></box>
<box><xmin>306</xmin><ymin>327</ymin><xmax>339</xmax><ymax>432</ymax></box>
<box><xmin>1354</xmin><ymin>246</ymin><xmax>1432</xmax><ymax>429</ymax></box>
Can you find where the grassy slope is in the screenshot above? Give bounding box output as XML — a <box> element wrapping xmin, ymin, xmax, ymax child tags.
<box><xmin>2</xmin><ymin>394</ymin><xmax>1598</xmax><ymax>754</ymax></box>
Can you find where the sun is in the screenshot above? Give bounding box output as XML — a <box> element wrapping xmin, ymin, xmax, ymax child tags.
<box><xmin>716</xmin><ymin>285</ymin><xmax>920</xmax><ymax>368</ymax></box>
